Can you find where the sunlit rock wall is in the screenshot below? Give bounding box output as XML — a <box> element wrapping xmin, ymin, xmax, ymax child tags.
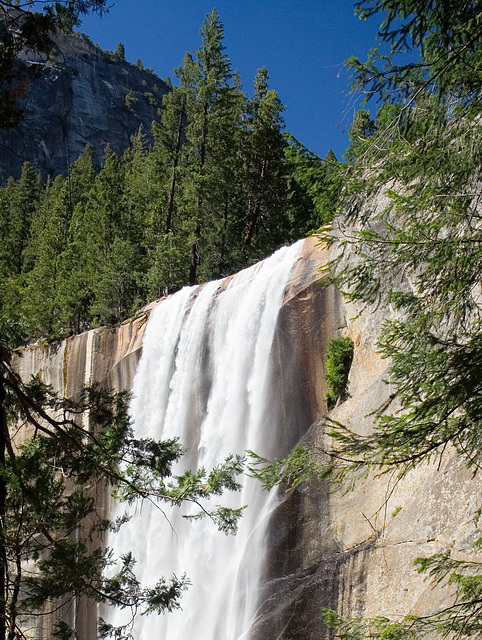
<box><xmin>253</xmin><ymin>255</ymin><xmax>482</xmax><ymax>639</ymax></box>
<box><xmin>15</xmin><ymin>306</ymin><xmax>149</xmax><ymax>399</ymax></box>
<box><xmin>12</xmin><ymin>235</ymin><xmax>480</xmax><ymax>639</ymax></box>
<box><xmin>13</xmin><ymin>306</ymin><xmax>152</xmax><ymax>639</ymax></box>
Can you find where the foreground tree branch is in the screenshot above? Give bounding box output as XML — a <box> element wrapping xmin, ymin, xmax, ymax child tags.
<box><xmin>0</xmin><ymin>340</ymin><xmax>245</xmax><ymax>640</ymax></box>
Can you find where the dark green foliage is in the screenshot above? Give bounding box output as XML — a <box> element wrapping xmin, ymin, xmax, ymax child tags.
<box><xmin>22</xmin><ymin>174</ymin><xmax>71</xmax><ymax>337</ymax></box>
<box><xmin>115</xmin><ymin>41</ymin><xmax>125</xmax><ymax>61</ymax></box>
<box><xmin>247</xmin><ymin>444</ymin><xmax>328</xmax><ymax>492</ymax></box>
<box><xmin>324</xmin><ymin>336</ymin><xmax>354</xmax><ymax>408</ymax></box>
<box><xmin>0</xmin><ymin>162</ymin><xmax>41</xmax><ymax>276</ymax></box>
<box><xmin>0</xmin><ymin>350</ymin><xmax>245</xmax><ymax>639</ymax></box>
<box><xmin>284</xmin><ymin>133</ymin><xmax>342</xmax><ymax>230</ymax></box>
<box><xmin>68</xmin><ymin>143</ymin><xmax>96</xmax><ymax>207</ymax></box>
<box><xmin>349</xmin><ymin>0</ymin><xmax>482</xmax><ymax>106</ymax></box>
<box><xmin>124</xmin><ymin>91</ymin><xmax>137</xmax><ymax>111</ymax></box>
<box><xmin>0</xmin><ymin>10</ymin><xmax>325</xmax><ymax>344</ymax></box>
<box><xmin>239</xmin><ymin>67</ymin><xmax>293</xmax><ymax>261</ymax></box>
<box><xmin>343</xmin><ymin>109</ymin><xmax>377</xmax><ymax>161</ymax></box>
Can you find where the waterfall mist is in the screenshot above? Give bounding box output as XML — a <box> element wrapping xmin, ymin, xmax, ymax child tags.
<box><xmin>107</xmin><ymin>240</ymin><xmax>304</xmax><ymax>639</ymax></box>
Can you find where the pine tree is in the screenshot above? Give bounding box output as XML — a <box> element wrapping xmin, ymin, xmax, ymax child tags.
<box><xmin>122</xmin><ymin>129</ymin><xmax>149</xmax><ymax>250</ymax></box>
<box><xmin>284</xmin><ymin>134</ymin><xmax>341</xmax><ymax>232</ymax></box>
<box><xmin>346</xmin><ymin>0</ymin><xmax>482</xmax><ymax>110</ymax></box>
<box><xmin>68</xmin><ymin>144</ymin><xmax>96</xmax><ymax>211</ymax></box>
<box><xmin>315</xmin><ymin>2</ymin><xmax>482</xmax><ymax>638</ymax></box>
<box><xmin>115</xmin><ymin>41</ymin><xmax>125</xmax><ymax>61</ymax></box>
<box><xmin>55</xmin><ymin>148</ymin><xmax>125</xmax><ymax>333</ymax></box>
<box><xmin>160</xmin><ymin>85</ymin><xmax>187</xmax><ymax>235</ymax></box>
<box><xmin>195</xmin><ymin>68</ymin><xmax>245</xmax><ymax>280</ymax></box>
<box><xmin>55</xmin><ymin>200</ymin><xmax>96</xmax><ymax>335</ymax></box>
<box><xmin>89</xmin><ymin>236</ymin><xmax>140</xmax><ymax>325</ymax></box>
<box><xmin>22</xmin><ymin>175</ymin><xmax>71</xmax><ymax>338</ymax></box>
<box><xmin>80</xmin><ymin>147</ymin><xmax>130</xmax><ymax>326</ymax></box>
<box><xmin>0</xmin><ymin>166</ymin><xmax>41</xmax><ymax>345</ymax></box>
<box><xmin>0</xmin><ymin>348</ymin><xmax>244</xmax><ymax>640</ymax></box>
<box><xmin>141</xmin><ymin>119</ymin><xmax>188</xmax><ymax>298</ymax></box>
<box><xmin>5</xmin><ymin>162</ymin><xmax>41</xmax><ymax>275</ymax></box>
<box><xmin>182</xmin><ymin>9</ymin><xmax>234</xmax><ymax>284</ymax></box>
<box><xmin>239</xmin><ymin>68</ymin><xmax>291</xmax><ymax>261</ymax></box>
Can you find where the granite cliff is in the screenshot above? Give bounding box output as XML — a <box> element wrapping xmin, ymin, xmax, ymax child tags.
<box><xmin>12</xmin><ymin>237</ymin><xmax>480</xmax><ymax>639</ymax></box>
<box><xmin>0</xmin><ymin>29</ymin><xmax>169</xmax><ymax>183</ymax></box>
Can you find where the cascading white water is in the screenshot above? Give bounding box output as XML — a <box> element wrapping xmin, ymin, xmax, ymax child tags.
<box><xmin>108</xmin><ymin>240</ymin><xmax>304</xmax><ymax>639</ymax></box>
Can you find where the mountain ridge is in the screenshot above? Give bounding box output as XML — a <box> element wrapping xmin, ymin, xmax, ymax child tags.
<box><xmin>0</xmin><ymin>27</ymin><xmax>170</xmax><ymax>183</ymax></box>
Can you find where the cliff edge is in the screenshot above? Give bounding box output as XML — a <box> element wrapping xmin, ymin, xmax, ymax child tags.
<box><xmin>0</xmin><ymin>29</ymin><xmax>169</xmax><ymax>183</ymax></box>
<box><xmin>12</xmin><ymin>236</ymin><xmax>480</xmax><ymax>639</ymax></box>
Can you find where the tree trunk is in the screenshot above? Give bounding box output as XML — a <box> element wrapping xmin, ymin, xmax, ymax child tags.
<box><xmin>189</xmin><ymin>220</ymin><xmax>201</xmax><ymax>286</ymax></box>
<box><xmin>0</xmin><ymin>366</ymin><xmax>7</xmax><ymax>640</ymax></box>
<box><xmin>189</xmin><ymin>101</ymin><xmax>209</xmax><ymax>285</ymax></box>
<box><xmin>243</xmin><ymin>199</ymin><xmax>261</xmax><ymax>247</ymax></box>
<box><xmin>165</xmin><ymin>106</ymin><xmax>185</xmax><ymax>234</ymax></box>
<box><xmin>243</xmin><ymin>158</ymin><xmax>267</xmax><ymax>247</ymax></box>
<box><xmin>199</xmin><ymin>101</ymin><xmax>208</xmax><ymax>168</ymax></box>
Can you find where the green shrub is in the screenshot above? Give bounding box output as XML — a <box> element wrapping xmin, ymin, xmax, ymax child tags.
<box><xmin>115</xmin><ymin>42</ymin><xmax>126</xmax><ymax>61</ymax></box>
<box><xmin>325</xmin><ymin>336</ymin><xmax>354</xmax><ymax>408</ymax></box>
<box><xmin>124</xmin><ymin>91</ymin><xmax>138</xmax><ymax>111</ymax></box>
<box><xmin>143</xmin><ymin>92</ymin><xmax>157</xmax><ymax>107</ymax></box>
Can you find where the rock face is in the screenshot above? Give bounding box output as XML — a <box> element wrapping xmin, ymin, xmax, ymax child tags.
<box><xmin>0</xmin><ymin>30</ymin><xmax>169</xmax><ymax>183</ymax></box>
<box><xmin>253</xmin><ymin>289</ymin><xmax>481</xmax><ymax>639</ymax></box>
<box><xmin>12</xmin><ymin>236</ymin><xmax>481</xmax><ymax>639</ymax></box>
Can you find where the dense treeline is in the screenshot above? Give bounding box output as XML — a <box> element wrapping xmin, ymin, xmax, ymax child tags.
<box><xmin>0</xmin><ymin>9</ymin><xmax>336</xmax><ymax>342</ymax></box>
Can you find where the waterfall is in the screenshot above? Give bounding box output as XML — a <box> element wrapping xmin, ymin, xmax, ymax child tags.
<box><xmin>108</xmin><ymin>240</ymin><xmax>304</xmax><ymax>639</ymax></box>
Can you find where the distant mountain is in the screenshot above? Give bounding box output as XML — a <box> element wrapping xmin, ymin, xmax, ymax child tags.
<box><xmin>0</xmin><ymin>29</ymin><xmax>170</xmax><ymax>183</ymax></box>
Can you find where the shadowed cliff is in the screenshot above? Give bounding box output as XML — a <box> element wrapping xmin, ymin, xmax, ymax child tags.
<box><xmin>0</xmin><ymin>29</ymin><xmax>169</xmax><ymax>183</ymax></box>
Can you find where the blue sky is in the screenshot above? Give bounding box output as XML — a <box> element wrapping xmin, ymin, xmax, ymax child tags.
<box><xmin>78</xmin><ymin>0</ymin><xmax>385</xmax><ymax>159</ymax></box>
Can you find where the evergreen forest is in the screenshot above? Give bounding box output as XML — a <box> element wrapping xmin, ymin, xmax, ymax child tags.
<box><xmin>0</xmin><ymin>9</ymin><xmax>338</xmax><ymax>344</ymax></box>
<box><xmin>3</xmin><ymin>0</ymin><xmax>482</xmax><ymax>639</ymax></box>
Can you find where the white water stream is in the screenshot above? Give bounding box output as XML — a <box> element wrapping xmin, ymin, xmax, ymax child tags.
<box><xmin>108</xmin><ymin>240</ymin><xmax>303</xmax><ymax>639</ymax></box>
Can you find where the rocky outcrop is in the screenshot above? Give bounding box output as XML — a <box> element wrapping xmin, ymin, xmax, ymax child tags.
<box><xmin>254</xmin><ymin>284</ymin><xmax>482</xmax><ymax>639</ymax></box>
<box><xmin>15</xmin><ymin>306</ymin><xmax>148</xmax><ymax>399</ymax></box>
<box><xmin>0</xmin><ymin>30</ymin><xmax>169</xmax><ymax>183</ymax></box>
<box><xmin>14</xmin><ymin>237</ymin><xmax>330</xmax><ymax>406</ymax></box>
<box><xmin>12</xmin><ymin>236</ymin><xmax>481</xmax><ymax>639</ymax></box>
